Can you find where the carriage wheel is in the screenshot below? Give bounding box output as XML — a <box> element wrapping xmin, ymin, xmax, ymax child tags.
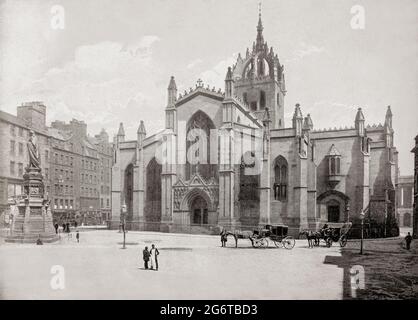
<box><xmin>339</xmin><ymin>235</ymin><xmax>348</xmax><ymax>247</ymax></box>
<box><xmin>252</xmin><ymin>238</ymin><xmax>262</xmax><ymax>248</ymax></box>
<box><xmin>282</xmin><ymin>236</ymin><xmax>295</xmax><ymax>249</ymax></box>
<box><xmin>326</xmin><ymin>238</ymin><xmax>333</xmax><ymax>248</ymax></box>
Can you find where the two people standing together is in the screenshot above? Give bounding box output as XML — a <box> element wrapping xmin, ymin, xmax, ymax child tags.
<box><xmin>142</xmin><ymin>244</ymin><xmax>160</xmax><ymax>271</ymax></box>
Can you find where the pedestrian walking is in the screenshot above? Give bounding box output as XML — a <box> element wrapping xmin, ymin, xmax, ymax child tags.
<box><xmin>76</xmin><ymin>230</ymin><xmax>80</xmax><ymax>243</ymax></box>
<box><xmin>54</xmin><ymin>223</ymin><xmax>59</xmax><ymax>234</ymax></box>
<box><xmin>405</xmin><ymin>232</ymin><xmax>413</xmax><ymax>250</ymax></box>
<box><xmin>150</xmin><ymin>244</ymin><xmax>160</xmax><ymax>271</ymax></box>
<box><xmin>143</xmin><ymin>246</ymin><xmax>150</xmax><ymax>269</ymax></box>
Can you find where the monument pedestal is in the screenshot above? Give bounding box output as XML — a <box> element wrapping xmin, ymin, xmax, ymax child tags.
<box><xmin>6</xmin><ymin>168</ymin><xmax>58</xmax><ymax>243</ymax></box>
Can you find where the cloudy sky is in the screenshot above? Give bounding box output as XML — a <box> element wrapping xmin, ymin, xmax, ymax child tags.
<box><xmin>0</xmin><ymin>0</ymin><xmax>417</xmax><ymax>175</ymax></box>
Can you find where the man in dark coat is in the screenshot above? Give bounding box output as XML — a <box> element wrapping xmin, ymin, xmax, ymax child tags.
<box><xmin>405</xmin><ymin>232</ymin><xmax>413</xmax><ymax>250</ymax></box>
<box><xmin>54</xmin><ymin>223</ymin><xmax>59</xmax><ymax>234</ymax></box>
<box><xmin>143</xmin><ymin>246</ymin><xmax>150</xmax><ymax>269</ymax></box>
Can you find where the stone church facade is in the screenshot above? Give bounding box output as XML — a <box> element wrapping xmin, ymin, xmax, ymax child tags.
<box><xmin>111</xmin><ymin>14</ymin><xmax>398</xmax><ymax>236</ymax></box>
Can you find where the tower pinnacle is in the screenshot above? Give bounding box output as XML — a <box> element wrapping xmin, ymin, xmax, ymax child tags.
<box><xmin>256</xmin><ymin>3</ymin><xmax>264</xmax><ymax>52</ymax></box>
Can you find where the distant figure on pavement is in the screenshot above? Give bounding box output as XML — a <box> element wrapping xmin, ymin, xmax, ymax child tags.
<box><xmin>220</xmin><ymin>228</ymin><xmax>227</xmax><ymax>247</ymax></box>
<box><xmin>62</xmin><ymin>223</ymin><xmax>66</xmax><ymax>233</ymax></box>
<box><xmin>66</xmin><ymin>222</ymin><xmax>70</xmax><ymax>233</ymax></box>
<box><xmin>54</xmin><ymin>223</ymin><xmax>59</xmax><ymax>234</ymax></box>
<box><xmin>76</xmin><ymin>230</ymin><xmax>80</xmax><ymax>243</ymax></box>
<box><xmin>405</xmin><ymin>232</ymin><xmax>413</xmax><ymax>250</ymax></box>
<box><xmin>143</xmin><ymin>246</ymin><xmax>150</xmax><ymax>269</ymax></box>
<box><xmin>36</xmin><ymin>235</ymin><xmax>43</xmax><ymax>245</ymax></box>
<box><xmin>150</xmin><ymin>244</ymin><xmax>160</xmax><ymax>271</ymax></box>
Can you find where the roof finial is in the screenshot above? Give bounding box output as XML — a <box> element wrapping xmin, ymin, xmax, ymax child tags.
<box><xmin>259</xmin><ymin>2</ymin><xmax>262</xmax><ymax>18</ymax></box>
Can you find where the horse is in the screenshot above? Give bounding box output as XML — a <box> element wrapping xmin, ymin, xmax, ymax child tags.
<box><xmin>299</xmin><ymin>230</ymin><xmax>320</xmax><ymax>248</ymax></box>
<box><xmin>220</xmin><ymin>229</ymin><xmax>255</xmax><ymax>248</ymax></box>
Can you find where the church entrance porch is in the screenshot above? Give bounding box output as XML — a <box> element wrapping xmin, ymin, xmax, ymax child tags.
<box><xmin>317</xmin><ymin>190</ymin><xmax>350</xmax><ymax>224</ymax></box>
<box><xmin>172</xmin><ymin>174</ymin><xmax>219</xmax><ymax>234</ymax></box>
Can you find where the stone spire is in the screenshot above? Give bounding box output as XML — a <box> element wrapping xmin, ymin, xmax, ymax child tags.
<box><xmin>137</xmin><ymin>120</ymin><xmax>146</xmax><ymax>146</ymax></box>
<box><xmin>167</xmin><ymin>76</ymin><xmax>177</xmax><ymax>108</ymax></box>
<box><xmin>225</xmin><ymin>66</ymin><xmax>234</xmax><ymax>98</ymax></box>
<box><xmin>384</xmin><ymin>105</ymin><xmax>393</xmax><ymax>129</ymax></box>
<box><xmin>117</xmin><ymin>122</ymin><xmax>125</xmax><ymax>143</ymax></box>
<box><xmin>262</xmin><ymin>107</ymin><xmax>271</xmax><ymax>127</ymax></box>
<box><xmin>355</xmin><ymin>107</ymin><xmax>365</xmax><ymax>136</ymax></box>
<box><xmin>292</xmin><ymin>103</ymin><xmax>303</xmax><ymax>136</ymax></box>
<box><xmin>255</xmin><ymin>3</ymin><xmax>264</xmax><ymax>52</ymax></box>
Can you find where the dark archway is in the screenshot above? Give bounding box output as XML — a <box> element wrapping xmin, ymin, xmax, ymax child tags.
<box><xmin>190</xmin><ymin>195</ymin><xmax>208</xmax><ymax>225</ymax></box>
<box><xmin>145</xmin><ymin>158</ymin><xmax>162</xmax><ymax>231</ymax></box>
<box><xmin>186</xmin><ymin>110</ymin><xmax>217</xmax><ymax>181</ymax></box>
<box><xmin>124</xmin><ymin>164</ymin><xmax>134</xmax><ymax>219</ymax></box>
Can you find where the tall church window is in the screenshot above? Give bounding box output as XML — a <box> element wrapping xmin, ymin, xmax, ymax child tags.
<box><xmin>250</xmin><ymin>101</ymin><xmax>257</xmax><ymax>111</ymax></box>
<box><xmin>186</xmin><ymin>111</ymin><xmax>217</xmax><ymax>181</ymax></box>
<box><xmin>260</xmin><ymin>91</ymin><xmax>266</xmax><ymax>110</ymax></box>
<box><xmin>273</xmin><ymin>156</ymin><xmax>288</xmax><ymax>201</ymax></box>
<box><xmin>329</xmin><ymin>156</ymin><xmax>341</xmax><ymax>175</ymax></box>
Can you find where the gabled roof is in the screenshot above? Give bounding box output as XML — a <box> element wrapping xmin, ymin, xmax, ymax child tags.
<box><xmin>327</xmin><ymin>144</ymin><xmax>341</xmax><ymax>156</ymax></box>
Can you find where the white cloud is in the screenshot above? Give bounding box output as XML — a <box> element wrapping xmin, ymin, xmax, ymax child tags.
<box><xmin>186</xmin><ymin>58</ymin><xmax>203</xmax><ymax>69</ymax></box>
<box><xmin>285</xmin><ymin>42</ymin><xmax>325</xmax><ymax>63</ymax></box>
<box><xmin>0</xmin><ymin>36</ymin><xmax>164</xmax><ymax>138</ymax></box>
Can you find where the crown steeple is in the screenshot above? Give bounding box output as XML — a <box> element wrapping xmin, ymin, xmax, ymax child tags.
<box><xmin>256</xmin><ymin>3</ymin><xmax>264</xmax><ymax>52</ymax></box>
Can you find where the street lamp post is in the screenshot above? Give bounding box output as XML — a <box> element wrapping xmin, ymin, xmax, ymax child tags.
<box><xmin>121</xmin><ymin>204</ymin><xmax>127</xmax><ymax>249</ymax></box>
<box><xmin>360</xmin><ymin>210</ymin><xmax>365</xmax><ymax>255</ymax></box>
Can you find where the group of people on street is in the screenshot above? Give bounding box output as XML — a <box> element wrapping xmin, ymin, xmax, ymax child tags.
<box><xmin>142</xmin><ymin>244</ymin><xmax>159</xmax><ymax>270</ymax></box>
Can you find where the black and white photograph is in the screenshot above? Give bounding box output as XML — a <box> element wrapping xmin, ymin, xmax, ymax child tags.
<box><xmin>0</xmin><ymin>0</ymin><xmax>417</xmax><ymax>305</ymax></box>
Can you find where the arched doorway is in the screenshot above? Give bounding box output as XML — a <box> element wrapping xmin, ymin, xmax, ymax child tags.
<box><xmin>327</xmin><ymin>199</ymin><xmax>341</xmax><ymax>222</ymax></box>
<box><xmin>145</xmin><ymin>158</ymin><xmax>162</xmax><ymax>231</ymax></box>
<box><xmin>124</xmin><ymin>164</ymin><xmax>134</xmax><ymax>219</ymax></box>
<box><xmin>190</xmin><ymin>196</ymin><xmax>208</xmax><ymax>225</ymax></box>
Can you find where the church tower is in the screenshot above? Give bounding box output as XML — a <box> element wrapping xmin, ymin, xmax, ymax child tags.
<box><xmin>231</xmin><ymin>6</ymin><xmax>286</xmax><ymax>129</ymax></box>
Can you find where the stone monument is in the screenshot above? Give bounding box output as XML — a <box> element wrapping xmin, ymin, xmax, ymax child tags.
<box><xmin>6</xmin><ymin>130</ymin><xmax>58</xmax><ymax>243</ymax></box>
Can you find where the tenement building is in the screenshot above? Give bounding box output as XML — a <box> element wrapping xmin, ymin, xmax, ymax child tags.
<box><xmin>0</xmin><ymin>102</ymin><xmax>51</xmax><ymax>217</ymax></box>
<box><xmin>0</xmin><ymin>103</ymin><xmax>113</xmax><ymax>226</ymax></box>
<box><xmin>396</xmin><ymin>175</ymin><xmax>414</xmax><ymax>228</ymax></box>
<box><xmin>412</xmin><ymin>135</ymin><xmax>418</xmax><ymax>238</ymax></box>
<box><xmin>111</xmin><ymin>13</ymin><xmax>399</xmax><ymax>236</ymax></box>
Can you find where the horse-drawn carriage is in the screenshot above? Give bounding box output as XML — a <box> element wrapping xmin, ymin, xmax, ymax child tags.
<box><xmin>300</xmin><ymin>222</ymin><xmax>352</xmax><ymax>248</ymax></box>
<box><xmin>222</xmin><ymin>224</ymin><xmax>296</xmax><ymax>249</ymax></box>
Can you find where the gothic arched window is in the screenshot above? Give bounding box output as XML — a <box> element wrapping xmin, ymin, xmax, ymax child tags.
<box><xmin>260</xmin><ymin>91</ymin><xmax>266</xmax><ymax>110</ymax></box>
<box><xmin>273</xmin><ymin>156</ymin><xmax>288</xmax><ymax>201</ymax></box>
<box><xmin>186</xmin><ymin>111</ymin><xmax>217</xmax><ymax>181</ymax></box>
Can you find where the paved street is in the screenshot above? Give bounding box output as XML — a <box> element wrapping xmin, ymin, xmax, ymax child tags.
<box><xmin>0</xmin><ymin>230</ymin><xmax>345</xmax><ymax>300</ymax></box>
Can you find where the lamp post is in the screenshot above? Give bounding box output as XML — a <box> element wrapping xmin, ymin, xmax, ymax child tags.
<box><xmin>360</xmin><ymin>210</ymin><xmax>365</xmax><ymax>255</ymax></box>
<box><xmin>121</xmin><ymin>204</ymin><xmax>127</xmax><ymax>249</ymax></box>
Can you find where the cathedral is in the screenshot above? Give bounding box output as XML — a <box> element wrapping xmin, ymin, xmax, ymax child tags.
<box><xmin>111</xmin><ymin>13</ymin><xmax>398</xmax><ymax>237</ymax></box>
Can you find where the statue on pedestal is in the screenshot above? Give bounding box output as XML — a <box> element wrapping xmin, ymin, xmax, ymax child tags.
<box><xmin>5</xmin><ymin>129</ymin><xmax>58</xmax><ymax>243</ymax></box>
<box><xmin>27</xmin><ymin>130</ymin><xmax>41</xmax><ymax>170</ymax></box>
